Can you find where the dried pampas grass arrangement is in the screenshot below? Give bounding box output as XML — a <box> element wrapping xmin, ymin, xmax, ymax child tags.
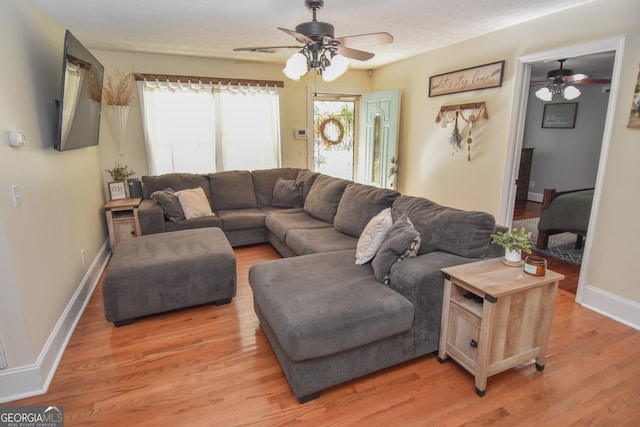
<box><xmin>103</xmin><ymin>70</ymin><xmax>137</xmax><ymax>106</ymax></box>
<box><xmin>85</xmin><ymin>67</ymin><xmax>103</xmax><ymax>102</ymax></box>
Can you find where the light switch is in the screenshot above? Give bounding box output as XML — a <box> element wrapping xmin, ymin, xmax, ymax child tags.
<box><xmin>11</xmin><ymin>185</ymin><xmax>22</xmax><ymax>206</ymax></box>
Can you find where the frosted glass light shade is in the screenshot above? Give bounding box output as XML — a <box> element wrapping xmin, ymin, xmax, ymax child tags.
<box><xmin>323</xmin><ymin>55</ymin><xmax>350</xmax><ymax>82</ymax></box>
<box><xmin>563</xmin><ymin>85</ymin><xmax>581</xmax><ymax>100</ymax></box>
<box><xmin>283</xmin><ymin>53</ymin><xmax>308</xmax><ymax>81</ymax></box>
<box><xmin>535</xmin><ymin>87</ymin><xmax>552</xmax><ymax>102</ymax></box>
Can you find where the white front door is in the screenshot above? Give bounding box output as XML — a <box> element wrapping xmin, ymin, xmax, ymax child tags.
<box><xmin>359</xmin><ymin>89</ymin><xmax>401</xmax><ymax>189</ymax></box>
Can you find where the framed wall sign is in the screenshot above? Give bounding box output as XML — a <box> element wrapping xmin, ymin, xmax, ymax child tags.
<box><xmin>542</xmin><ymin>103</ymin><xmax>578</xmax><ymax>128</ymax></box>
<box><xmin>429</xmin><ymin>60</ymin><xmax>505</xmax><ymax>97</ymax></box>
<box><xmin>108</xmin><ymin>181</ymin><xmax>127</xmax><ymax>200</ymax></box>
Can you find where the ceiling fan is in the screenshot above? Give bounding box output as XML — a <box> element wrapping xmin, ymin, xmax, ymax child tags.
<box><xmin>532</xmin><ymin>59</ymin><xmax>611</xmax><ymax>101</ymax></box>
<box><xmin>233</xmin><ymin>0</ymin><xmax>393</xmax><ymax>81</ymax></box>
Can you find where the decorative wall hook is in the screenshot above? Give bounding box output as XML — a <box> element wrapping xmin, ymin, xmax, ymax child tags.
<box><xmin>435</xmin><ymin>102</ymin><xmax>487</xmax><ymax>161</ymax></box>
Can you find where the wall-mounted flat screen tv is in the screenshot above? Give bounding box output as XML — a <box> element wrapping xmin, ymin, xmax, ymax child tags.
<box><xmin>54</xmin><ymin>30</ymin><xmax>104</xmax><ymax>151</ymax></box>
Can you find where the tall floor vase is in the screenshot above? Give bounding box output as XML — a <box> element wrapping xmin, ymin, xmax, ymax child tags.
<box><xmin>105</xmin><ymin>104</ymin><xmax>131</xmax><ymax>156</ymax></box>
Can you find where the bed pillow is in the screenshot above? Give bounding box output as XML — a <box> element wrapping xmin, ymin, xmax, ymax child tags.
<box><xmin>174</xmin><ymin>187</ymin><xmax>216</xmax><ymax>220</ymax></box>
<box><xmin>371</xmin><ymin>215</ymin><xmax>421</xmax><ymax>284</ymax></box>
<box><xmin>355</xmin><ymin>208</ymin><xmax>393</xmax><ymax>265</ymax></box>
<box><xmin>151</xmin><ymin>187</ymin><xmax>185</xmax><ymax>223</ymax></box>
<box><xmin>272</xmin><ymin>178</ymin><xmax>303</xmax><ymax>208</ymax></box>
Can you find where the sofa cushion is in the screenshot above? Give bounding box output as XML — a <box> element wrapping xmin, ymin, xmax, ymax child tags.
<box><xmin>252</xmin><ymin>168</ymin><xmax>299</xmax><ymax>207</ymax></box>
<box><xmin>272</xmin><ymin>178</ymin><xmax>303</xmax><ymax>208</ymax></box>
<box><xmin>208</xmin><ymin>170</ymin><xmax>257</xmax><ymax>210</ymax></box>
<box><xmin>334</xmin><ymin>183</ymin><xmax>400</xmax><ymax>237</ymax></box>
<box><xmin>142</xmin><ymin>173</ymin><xmax>211</xmax><ymax>207</ymax></box>
<box><xmin>151</xmin><ymin>187</ymin><xmax>185</xmax><ymax>223</ymax></box>
<box><xmin>303</xmin><ymin>174</ymin><xmax>350</xmax><ymax>223</ymax></box>
<box><xmin>296</xmin><ymin>169</ymin><xmax>319</xmax><ymax>202</ymax></box>
<box><xmin>372</xmin><ymin>215</ymin><xmax>421</xmax><ymax>284</ymax></box>
<box><xmin>285</xmin><ymin>227</ymin><xmax>358</xmax><ymax>255</ymax></box>
<box><xmin>392</xmin><ymin>195</ymin><xmax>496</xmax><ymax>258</ymax></box>
<box><xmin>265</xmin><ymin>211</ymin><xmax>331</xmax><ymax>243</ymax></box>
<box><xmin>216</xmin><ymin>208</ymin><xmax>266</xmax><ymax>231</ymax></box>
<box><xmin>174</xmin><ymin>187</ymin><xmax>216</xmax><ymax>220</ymax></box>
<box><xmin>165</xmin><ymin>216</ymin><xmax>223</xmax><ymax>232</ymax></box>
<box><xmin>249</xmin><ymin>249</ymin><xmax>414</xmax><ymax>362</ymax></box>
<box><xmin>355</xmin><ymin>207</ymin><xmax>393</xmax><ymax>265</ymax></box>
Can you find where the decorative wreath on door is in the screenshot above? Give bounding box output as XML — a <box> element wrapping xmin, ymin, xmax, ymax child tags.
<box><xmin>318</xmin><ymin>117</ymin><xmax>344</xmax><ymax>148</ymax></box>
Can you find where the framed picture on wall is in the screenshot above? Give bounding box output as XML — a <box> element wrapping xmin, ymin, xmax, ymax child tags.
<box><xmin>542</xmin><ymin>102</ymin><xmax>578</xmax><ymax>128</ymax></box>
<box><xmin>108</xmin><ymin>181</ymin><xmax>127</xmax><ymax>200</ymax></box>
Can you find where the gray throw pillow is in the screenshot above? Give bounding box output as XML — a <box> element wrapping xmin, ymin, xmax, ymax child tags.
<box><xmin>151</xmin><ymin>187</ymin><xmax>185</xmax><ymax>223</ymax></box>
<box><xmin>372</xmin><ymin>215</ymin><xmax>421</xmax><ymax>284</ymax></box>
<box><xmin>272</xmin><ymin>178</ymin><xmax>303</xmax><ymax>208</ymax></box>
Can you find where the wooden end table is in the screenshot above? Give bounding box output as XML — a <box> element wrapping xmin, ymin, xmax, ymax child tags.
<box><xmin>104</xmin><ymin>197</ymin><xmax>142</xmax><ymax>249</ymax></box>
<box><xmin>438</xmin><ymin>258</ymin><xmax>564</xmax><ymax>396</ymax></box>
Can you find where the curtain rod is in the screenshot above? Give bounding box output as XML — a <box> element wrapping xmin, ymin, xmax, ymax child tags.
<box><xmin>135</xmin><ymin>73</ymin><xmax>284</xmax><ymax>88</ymax></box>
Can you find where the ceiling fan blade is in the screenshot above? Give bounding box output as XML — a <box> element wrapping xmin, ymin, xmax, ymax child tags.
<box><xmin>574</xmin><ymin>78</ymin><xmax>611</xmax><ymax>85</ymax></box>
<box><xmin>278</xmin><ymin>27</ymin><xmax>315</xmax><ymax>45</ymax></box>
<box><xmin>234</xmin><ymin>45</ymin><xmax>301</xmax><ymax>53</ymax></box>
<box><xmin>335</xmin><ymin>32</ymin><xmax>393</xmax><ymax>47</ymax></box>
<box><xmin>336</xmin><ymin>46</ymin><xmax>374</xmax><ymax>61</ymax></box>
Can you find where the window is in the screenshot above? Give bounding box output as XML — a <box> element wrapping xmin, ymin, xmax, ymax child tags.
<box><xmin>138</xmin><ymin>80</ymin><xmax>282</xmax><ymax>175</ymax></box>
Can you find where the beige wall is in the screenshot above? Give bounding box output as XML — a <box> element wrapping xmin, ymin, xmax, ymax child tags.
<box><xmin>0</xmin><ymin>1</ymin><xmax>107</xmax><ymax>368</ymax></box>
<box><xmin>94</xmin><ymin>50</ymin><xmax>373</xmax><ymax>187</ymax></box>
<box><xmin>372</xmin><ymin>0</ymin><xmax>640</xmax><ymax>304</ymax></box>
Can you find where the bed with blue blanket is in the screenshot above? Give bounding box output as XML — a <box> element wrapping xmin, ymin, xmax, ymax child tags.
<box><xmin>536</xmin><ymin>188</ymin><xmax>594</xmax><ymax>250</ymax></box>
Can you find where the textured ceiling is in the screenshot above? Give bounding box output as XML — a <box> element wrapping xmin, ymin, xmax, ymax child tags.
<box><xmin>37</xmin><ymin>0</ymin><xmax>596</xmax><ymax>70</ymax></box>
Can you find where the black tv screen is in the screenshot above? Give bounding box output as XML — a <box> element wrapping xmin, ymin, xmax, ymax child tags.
<box><xmin>54</xmin><ymin>30</ymin><xmax>104</xmax><ymax>151</ymax></box>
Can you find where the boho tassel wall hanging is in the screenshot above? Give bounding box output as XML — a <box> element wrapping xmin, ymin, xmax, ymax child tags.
<box><xmin>436</xmin><ymin>102</ymin><xmax>487</xmax><ymax>161</ymax></box>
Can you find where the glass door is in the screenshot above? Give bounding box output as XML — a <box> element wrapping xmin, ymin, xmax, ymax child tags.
<box><xmin>312</xmin><ymin>97</ymin><xmax>357</xmax><ymax>180</ymax></box>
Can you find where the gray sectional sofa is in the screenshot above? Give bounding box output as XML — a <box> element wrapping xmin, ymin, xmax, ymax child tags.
<box><xmin>137</xmin><ymin>167</ymin><xmax>503</xmax><ymax>402</ymax></box>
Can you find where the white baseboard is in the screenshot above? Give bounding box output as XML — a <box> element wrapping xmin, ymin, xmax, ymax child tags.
<box><xmin>528</xmin><ymin>192</ymin><xmax>543</xmax><ymax>203</ymax></box>
<box><xmin>580</xmin><ymin>285</ymin><xmax>640</xmax><ymax>331</ymax></box>
<box><xmin>0</xmin><ymin>240</ymin><xmax>110</xmax><ymax>404</ymax></box>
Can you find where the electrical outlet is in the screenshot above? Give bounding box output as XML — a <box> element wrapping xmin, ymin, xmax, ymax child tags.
<box><xmin>530</xmin><ymin>180</ymin><xmax>535</xmax><ymax>188</ymax></box>
<box><xmin>299</xmin><ymin>149</ymin><xmax>307</xmax><ymax>158</ymax></box>
<box><xmin>80</xmin><ymin>249</ymin><xmax>87</xmax><ymax>266</ymax></box>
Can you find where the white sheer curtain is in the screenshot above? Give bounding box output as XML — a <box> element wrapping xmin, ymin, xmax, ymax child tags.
<box><xmin>138</xmin><ymin>80</ymin><xmax>281</xmax><ymax>175</ymax></box>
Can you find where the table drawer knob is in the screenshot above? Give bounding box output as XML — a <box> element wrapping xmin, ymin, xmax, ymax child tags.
<box><xmin>470</xmin><ymin>339</ymin><xmax>478</xmax><ymax>348</ymax></box>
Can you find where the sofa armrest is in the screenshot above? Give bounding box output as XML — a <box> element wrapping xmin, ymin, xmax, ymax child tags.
<box><xmin>138</xmin><ymin>198</ymin><xmax>166</xmax><ymax>235</ymax></box>
<box><xmin>387</xmin><ymin>251</ymin><xmax>483</xmax><ymax>354</ymax></box>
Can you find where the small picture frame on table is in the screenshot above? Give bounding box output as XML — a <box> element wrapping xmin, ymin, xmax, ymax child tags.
<box><xmin>108</xmin><ymin>181</ymin><xmax>127</xmax><ymax>200</ymax></box>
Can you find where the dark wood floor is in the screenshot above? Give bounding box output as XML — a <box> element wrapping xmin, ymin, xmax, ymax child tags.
<box><xmin>7</xmin><ymin>244</ymin><xmax>640</xmax><ymax>426</ymax></box>
<box><xmin>513</xmin><ymin>200</ymin><xmax>581</xmax><ymax>294</ymax></box>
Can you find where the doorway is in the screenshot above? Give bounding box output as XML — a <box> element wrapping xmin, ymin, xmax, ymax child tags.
<box><xmin>502</xmin><ymin>37</ymin><xmax>625</xmax><ymax>303</ymax></box>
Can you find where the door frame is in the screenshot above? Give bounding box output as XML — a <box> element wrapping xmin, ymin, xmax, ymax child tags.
<box><xmin>500</xmin><ymin>36</ymin><xmax>626</xmax><ymax>303</ymax></box>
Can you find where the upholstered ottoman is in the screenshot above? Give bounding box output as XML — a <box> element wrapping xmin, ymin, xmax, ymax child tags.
<box><xmin>103</xmin><ymin>228</ymin><xmax>236</xmax><ymax>326</ymax></box>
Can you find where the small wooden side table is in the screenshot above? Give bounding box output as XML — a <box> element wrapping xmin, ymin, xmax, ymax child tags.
<box><xmin>438</xmin><ymin>258</ymin><xmax>564</xmax><ymax>396</ymax></box>
<box><xmin>104</xmin><ymin>197</ymin><xmax>142</xmax><ymax>249</ymax></box>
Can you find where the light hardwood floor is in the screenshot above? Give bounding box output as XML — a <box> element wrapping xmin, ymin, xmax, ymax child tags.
<box><xmin>7</xmin><ymin>244</ymin><xmax>640</xmax><ymax>426</ymax></box>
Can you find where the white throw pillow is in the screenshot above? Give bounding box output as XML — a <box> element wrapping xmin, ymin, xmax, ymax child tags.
<box><xmin>174</xmin><ymin>187</ymin><xmax>215</xmax><ymax>220</ymax></box>
<box><xmin>355</xmin><ymin>208</ymin><xmax>393</xmax><ymax>265</ymax></box>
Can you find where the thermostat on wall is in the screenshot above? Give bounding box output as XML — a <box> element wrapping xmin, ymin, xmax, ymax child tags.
<box><xmin>294</xmin><ymin>128</ymin><xmax>308</xmax><ymax>139</ymax></box>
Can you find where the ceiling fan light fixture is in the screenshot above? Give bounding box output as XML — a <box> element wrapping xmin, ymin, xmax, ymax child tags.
<box><xmin>563</xmin><ymin>85</ymin><xmax>581</xmax><ymax>100</ymax></box>
<box><xmin>535</xmin><ymin>86</ymin><xmax>553</xmax><ymax>102</ymax></box>
<box><xmin>322</xmin><ymin>54</ymin><xmax>349</xmax><ymax>82</ymax></box>
<box><xmin>283</xmin><ymin>51</ymin><xmax>308</xmax><ymax>81</ymax></box>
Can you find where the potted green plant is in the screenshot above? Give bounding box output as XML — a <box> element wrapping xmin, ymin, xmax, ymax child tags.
<box><xmin>105</xmin><ymin>161</ymin><xmax>135</xmax><ymax>182</ymax></box>
<box><xmin>490</xmin><ymin>227</ymin><xmax>532</xmax><ymax>264</ymax></box>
